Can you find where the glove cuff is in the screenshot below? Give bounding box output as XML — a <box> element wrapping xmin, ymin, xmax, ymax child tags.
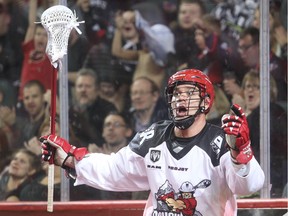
<box><xmin>73</xmin><ymin>147</ymin><xmax>89</xmax><ymax>161</ymax></box>
<box><xmin>231</xmin><ymin>143</ymin><xmax>253</xmax><ymax>164</ymax></box>
<box><xmin>61</xmin><ymin>147</ymin><xmax>89</xmax><ymax>179</ymax></box>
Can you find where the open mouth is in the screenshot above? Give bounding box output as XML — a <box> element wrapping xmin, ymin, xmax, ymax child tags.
<box><xmin>175</xmin><ymin>105</ymin><xmax>188</xmax><ymax>117</ymax></box>
<box><xmin>124</xmin><ymin>26</ymin><xmax>131</xmax><ymax>31</ymax></box>
<box><xmin>248</xmin><ymin>95</ymin><xmax>254</xmax><ymax>101</ymax></box>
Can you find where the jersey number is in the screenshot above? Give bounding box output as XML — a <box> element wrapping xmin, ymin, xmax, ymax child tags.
<box><xmin>139</xmin><ymin>130</ymin><xmax>155</xmax><ymax>145</ymax></box>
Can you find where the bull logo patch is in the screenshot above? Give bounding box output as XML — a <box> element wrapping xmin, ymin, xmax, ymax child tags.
<box><xmin>150</xmin><ymin>150</ymin><xmax>161</xmax><ymax>162</ymax></box>
<box><xmin>154</xmin><ymin>179</ymin><xmax>211</xmax><ymax>216</ymax></box>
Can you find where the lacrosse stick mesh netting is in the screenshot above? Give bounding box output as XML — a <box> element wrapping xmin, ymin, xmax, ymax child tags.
<box><xmin>40</xmin><ymin>5</ymin><xmax>83</xmax><ymax>67</ymax></box>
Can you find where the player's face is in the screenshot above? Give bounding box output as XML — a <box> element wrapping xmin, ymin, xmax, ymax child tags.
<box><xmin>130</xmin><ymin>79</ymin><xmax>158</xmax><ymax>112</ymax></box>
<box><xmin>23</xmin><ymin>85</ymin><xmax>45</xmax><ymax>118</ymax></box>
<box><xmin>102</xmin><ymin>114</ymin><xmax>129</xmax><ymax>147</ymax></box>
<box><xmin>244</xmin><ymin>79</ymin><xmax>260</xmax><ymax>112</ymax></box>
<box><xmin>182</xmin><ymin>192</ymin><xmax>193</xmax><ymax>199</ymax></box>
<box><xmin>178</xmin><ymin>3</ymin><xmax>202</xmax><ymax>29</ymax></box>
<box><xmin>8</xmin><ymin>152</ymin><xmax>34</xmax><ymax>179</ymax></box>
<box><xmin>170</xmin><ymin>84</ymin><xmax>201</xmax><ymax>120</ymax></box>
<box><xmin>75</xmin><ymin>75</ymin><xmax>98</xmax><ymax>106</ymax></box>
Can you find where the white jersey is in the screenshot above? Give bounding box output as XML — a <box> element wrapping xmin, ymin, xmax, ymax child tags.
<box><xmin>74</xmin><ymin>120</ymin><xmax>264</xmax><ymax>216</ymax></box>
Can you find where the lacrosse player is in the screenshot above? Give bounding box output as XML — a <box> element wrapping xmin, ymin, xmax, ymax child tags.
<box><xmin>41</xmin><ymin>69</ymin><xmax>264</xmax><ymax>216</ymax></box>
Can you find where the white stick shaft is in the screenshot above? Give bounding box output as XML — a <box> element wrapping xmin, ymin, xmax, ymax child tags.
<box><xmin>47</xmin><ymin>164</ymin><xmax>54</xmax><ymax>212</ymax></box>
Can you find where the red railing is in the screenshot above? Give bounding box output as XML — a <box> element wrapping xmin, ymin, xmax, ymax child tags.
<box><xmin>0</xmin><ymin>199</ymin><xmax>287</xmax><ymax>216</ymax></box>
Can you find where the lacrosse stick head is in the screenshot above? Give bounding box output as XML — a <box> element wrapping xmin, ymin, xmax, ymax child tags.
<box><xmin>40</xmin><ymin>5</ymin><xmax>84</xmax><ymax>68</ymax></box>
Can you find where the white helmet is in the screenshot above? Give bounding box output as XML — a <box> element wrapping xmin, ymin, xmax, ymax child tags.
<box><xmin>179</xmin><ymin>181</ymin><xmax>195</xmax><ymax>193</ymax></box>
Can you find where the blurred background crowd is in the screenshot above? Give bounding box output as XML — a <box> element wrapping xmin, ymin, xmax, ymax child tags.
<box><xmin>0</xmin><ymin>0</ymin><xmax>286</xmax><ymax>203</ymax></box>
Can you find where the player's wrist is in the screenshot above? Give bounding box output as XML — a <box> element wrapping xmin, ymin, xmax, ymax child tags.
<box><xmin>61</xmin><ymin>154</ymin><xmax>75</xmax><ymax>169</ymax></box>
<box><xmin>230</xmin><ymin>148</ymin><xmax>239</xmax><ymax>156</ymax></box>
<box><xmin>230</xmin><ymin>142</ymin><xmax>253</xmax><ymax>165</ymax></box>
<box><xmin>60</xmin><ymin>154</ymin><xmax>77</xmax><ymax>179</ymax></box>
<box><xmin>230</xmin><ymin>149</ymin><xmax>240</xmax><ymax>164</ymax></box>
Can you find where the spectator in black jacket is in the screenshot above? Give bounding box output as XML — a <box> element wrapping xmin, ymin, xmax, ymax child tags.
<box><xmin>242</xmin><ymin>71</ymin><xmax>287</xmax><ymax>198</ymax></box>
<box><xmin>69</xmin><ymin>68</ymin><xmax>117</xmax><ymax>147</ymax></box>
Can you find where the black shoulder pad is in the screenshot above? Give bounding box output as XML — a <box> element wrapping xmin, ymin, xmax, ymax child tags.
<box><xmin>129</xmin><ymin>120</ymin><xmax>173</xmax><ymax>157</ymax></box>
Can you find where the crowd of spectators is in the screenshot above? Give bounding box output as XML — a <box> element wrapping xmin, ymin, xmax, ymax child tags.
<box><xmin>0</xmin><ymin>0</ymin><xmax>286</xmax><ymax>202</ymax></box>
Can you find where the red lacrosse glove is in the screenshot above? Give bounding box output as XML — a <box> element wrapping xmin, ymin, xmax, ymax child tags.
<box><xmin>40</xmin><ymin>134</ymin><xmax>88</xmax><ymax>168</ymax></box>
<box><xmin>221</xmin><ymin>104</ymin><xmax>253</xmax><ymax>164</ymax></box>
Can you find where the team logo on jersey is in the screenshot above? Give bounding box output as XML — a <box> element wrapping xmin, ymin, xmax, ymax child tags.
<box><xmin>150</xmin><ymin>150</ymin><xmax>161</xmax><ymax>162</ymax></box>
<box><xmin>210</xmin><ymin>135</ymin><xmax>224</xmax><ymax>159</ymax></box>
<box><xmin>154</xmin><ymin>179</ymin><xmax>211</xmax><ymax>216</ymax></box>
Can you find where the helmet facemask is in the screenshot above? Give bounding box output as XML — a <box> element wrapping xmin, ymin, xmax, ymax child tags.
<box><xmin>166</xmin><ymin>81</ymin><xmax>207</xmax><ymax>130</ymax></box>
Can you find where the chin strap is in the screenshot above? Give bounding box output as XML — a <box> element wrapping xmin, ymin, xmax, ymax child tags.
<box><xmin>174</xmin><ymin>115</ymin><xmax>195</xmax><ymax>130</ymax></box>
<box><xmin>174</xmin><ymin>105</ymin><xmax>205</xmax><ymax>130</ymax></box>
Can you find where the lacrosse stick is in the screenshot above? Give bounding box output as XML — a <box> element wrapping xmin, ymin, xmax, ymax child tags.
<box><xmin>40</xmin><ymin>5</ymin><xmax>84</xmax><ymax>212</ymax></box>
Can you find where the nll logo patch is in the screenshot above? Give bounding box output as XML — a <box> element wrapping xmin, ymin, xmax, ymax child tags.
<box><xmin>150</xmin><ymin>150</ymin><xmax>161</xmax><ymax>162</ymax></box>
